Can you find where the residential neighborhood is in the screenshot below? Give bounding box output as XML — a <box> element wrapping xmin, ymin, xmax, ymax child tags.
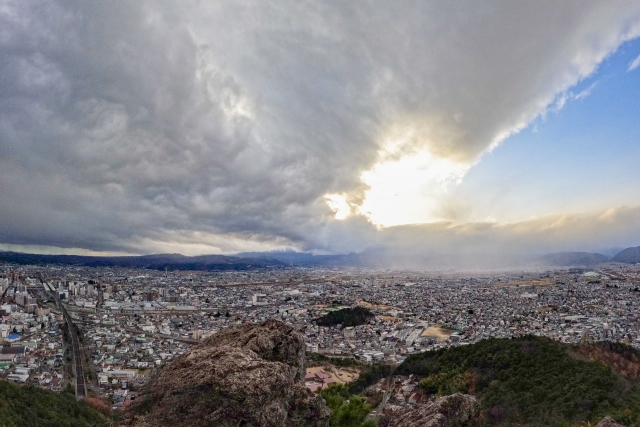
<box><xmin>2</xmin><ymin>261</ymin><xmax>640</xmax><ymax>408</ymax></box>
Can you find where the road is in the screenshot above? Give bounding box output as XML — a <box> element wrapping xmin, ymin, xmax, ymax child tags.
<box><xmin>124</xmin><ymin>328</ymin><xmax>200</xmax><ymax>344</ymax></box>
<box><xmin>0</xmin><ymin>284</ymin><xmax>10</xmax><ymax>303</ymax></box>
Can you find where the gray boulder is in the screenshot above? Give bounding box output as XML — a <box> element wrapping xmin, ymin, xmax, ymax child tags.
<box><xmin>389</xmin><ymin>393</ymin><xmax>480</xmax><ymax>427</ymax></box>
<box><xmin>202</xmin><ymin>318</ymin><xmax>307</xmax><ymax>382</ymax></box>
<box><xmin>596</xmin><ymin>416</ymin><xmax>625</xmax><ymax>427</ymax></box>
<box><xmin>123</xmin><ymin>320</ymin><xmax>329</xmax><ymax>427</ymax></box>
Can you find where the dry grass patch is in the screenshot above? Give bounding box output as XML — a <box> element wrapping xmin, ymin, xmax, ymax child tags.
<box><xmin>356</xmin><ymin>300</ymin><xmax>397</xmax><ymax>310</ymax></box>
<box><xmin>421</xmin><ymin>326</ymin><xmax>454</xmax><ymax>341</ymax></box>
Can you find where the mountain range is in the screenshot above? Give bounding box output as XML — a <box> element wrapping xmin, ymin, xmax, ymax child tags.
<box><xmin>0</xmin><ymin>251</ymin><xmax>284</xmax><ymax>271</ymax></box>
<box><xmin>0</xmin><ymin>245</ymin><xmax>639</xmax><ymax>271</ymax></box>
<box><xmin>536</xmin><ymin>251</ymin><xmax>611</xmax><ymax>266</ymax></box>
<box><xmin>612</xmin><ymin>246</ymin><xmax>640</xmax><ymax>264</ymax></box>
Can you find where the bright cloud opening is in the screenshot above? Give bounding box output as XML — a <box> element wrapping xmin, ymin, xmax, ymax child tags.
<box><xmin>325</xmin><ymin>193</ymin><xmax>352</xmax><ymax>220</ymax></box>
<box><xmin>358</xmin><ymin>150</ymin><xmax>470</xmax><ymax>227</ymax></box>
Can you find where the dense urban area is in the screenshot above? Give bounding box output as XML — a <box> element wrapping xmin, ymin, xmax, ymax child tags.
<box><xmin>2</xmin><ymin>260</ymin><xmax>640</xmax><ymax>412</ymax></box>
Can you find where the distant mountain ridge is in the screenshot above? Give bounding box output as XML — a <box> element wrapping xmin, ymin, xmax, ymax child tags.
<box><xmin>0</xmin><ymin>251</ymin><xmax>284</xmax><ymax>271</ymax></box>
<box><xmin>2</xmin><ymin>245</ymin><xmax>640</xmax><ymax>270</ymax></box>
<box><xmin>613</xmin><ymin>246</ymin><xmax>640</xmax><ymax>264</ymax></box>
<box><xmin>242</xmin><ymin>250</ymin><xmax>614</xmax><ymax>268</ymax></box>
<box><xmin>236</xmin><ymin>250</ymin><xmax>367</xmax><ymax>267</ymax></box>
<box><xmin>536</xmin><ymin>246</ymin><xmax>640</xmax><ymax>266</ymax></box>
<box><xmin>538</xmin><ymin>251</ymin><xmax>609</xmax><ymax>266</ymax></box>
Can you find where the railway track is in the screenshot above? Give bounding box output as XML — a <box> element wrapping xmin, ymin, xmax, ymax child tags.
<box><xmin>58</xmin><ymin>294</ymin><xmax>86</xmax><ymax>398</ymax></box>
<box><xmin>39</xmin><ymin>275</ymin><xmax>86</xmax><ymax>399</ymax></box>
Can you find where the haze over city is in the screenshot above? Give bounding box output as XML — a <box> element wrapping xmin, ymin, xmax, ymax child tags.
<box><xmin>2</xmin><ymin>1</ymin><xmax>640</xmax><ymax>262</ymax></box>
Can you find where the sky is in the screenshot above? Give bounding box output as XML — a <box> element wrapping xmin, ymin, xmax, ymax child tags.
<box><xmin>1</xmin><ymin>0</ymin><xmax>640</xmax><ymax>259</ymax></box>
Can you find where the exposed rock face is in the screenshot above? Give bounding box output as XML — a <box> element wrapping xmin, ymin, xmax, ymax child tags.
<box><xmin>124</xmin><ymin>320</ymin><xmax>330</xmax><ymax>427</ymax></box>
<box><xmin>201</xmin><ymin>318</ymin><xmax>307</xmax><ymax>382</ymax></box>
<box><xmin>389</xmin><ymin>393</ymin><xmax>480</xmax><ymax>427</ymax></box>
<box><xmin>596</xmin><ymin>416</ymin><xmax>625</xmax><ymax>427</ymax></box>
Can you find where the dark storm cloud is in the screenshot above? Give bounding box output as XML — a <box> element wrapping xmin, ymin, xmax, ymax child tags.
<box><xmin>1</xmin><ymin>0</ymin><xmax>640</xmax><ymax>255</ymax></box>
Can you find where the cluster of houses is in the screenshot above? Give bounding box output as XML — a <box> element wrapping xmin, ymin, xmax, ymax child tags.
<box><xmin>2</xmin><ymin>261</ymin><xmax>640</xmax><ymax>402</ymax></box>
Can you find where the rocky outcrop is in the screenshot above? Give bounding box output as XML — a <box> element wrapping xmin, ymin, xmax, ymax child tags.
<box><xmin>389</xmin><ymin>393</ymin><xmax>480</xmax><ymax>427</ymax></box>
<box><xmin>596</xmin><ymin>416</ymin><xmax>625</xmax><ymax>427</ymax></box>
<box><xmin>201</xmin><ymin>318</ymin><xmax>307</xmax><ymax>382</ymax></box>
<box><xmin>123</xmin><ymin>320</ymin><xmax>330</xmax><ymax>427</ymax></box>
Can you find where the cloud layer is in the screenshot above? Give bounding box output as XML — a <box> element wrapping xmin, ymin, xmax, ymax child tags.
<box><xmin>1</xmin><ymin>0</ymin><xmax>640</xmax><ymax>256</ymax></box>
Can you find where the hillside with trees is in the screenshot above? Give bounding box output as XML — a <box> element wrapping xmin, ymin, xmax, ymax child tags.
<box><xmin>0</xmin><ymin>381</ymin><xmax>109</xmax><ymax>427</ymax></box>
<box><xmin>320</xmin><ymin>384</ymin><xmax>376</xmax><ymax>427</ymax></box>
<box><xmin>315</xmin><ymin>307</ymin><xmax>375</xmax><ymax>328</ymax></box>
<box><xmin>396</xmin><ymin>336</ymin><xmax>640</xmax><ymax>426</ymax></box>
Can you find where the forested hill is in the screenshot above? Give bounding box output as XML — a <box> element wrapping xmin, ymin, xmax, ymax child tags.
<box><xmin>315</xmin><ymin>307</ymin><xmax>374</xmax><ymax>329</ymax></box>
<box><xmin>396</xmin><ymin>336</ymin><xmax>640</xmax><ymax>426</ymax></box>
<box><xmin>0</xmin><ymin>381</ymin><xmax>108</xmax><ymax>427</ymax></box>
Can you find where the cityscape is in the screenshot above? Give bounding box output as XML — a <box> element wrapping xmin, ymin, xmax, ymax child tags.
<box><xmin>2</xmin><ymin>260</ymin><xmax>640</xmax><ymax>410</ymax></box>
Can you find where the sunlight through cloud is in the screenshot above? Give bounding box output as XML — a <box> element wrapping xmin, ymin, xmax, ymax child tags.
<box><xmin>325</xmin><ymin>193</ymin><xmax>352</xmax><ymax>220</ymax></box>
<box><xmin>358</xmin><ymin>150</ymin><xmax>470</xmax><ymax>227</ymax></box>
